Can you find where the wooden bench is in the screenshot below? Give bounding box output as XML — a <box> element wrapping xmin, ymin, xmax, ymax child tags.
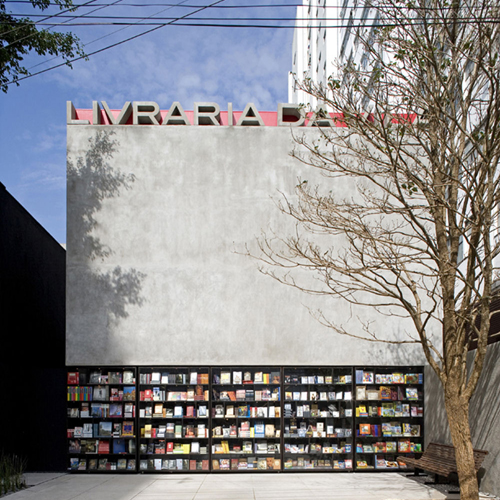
<box><xmin>397</xmin><ymin>442</ymin><xmax>488</xmax><ymax>484</ymax></box>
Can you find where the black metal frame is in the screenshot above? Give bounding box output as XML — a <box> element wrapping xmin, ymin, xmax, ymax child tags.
<box><xmin>66</xmin><ymin>364</ymin><xmax>424</xmax><ymax>473</ymax></box>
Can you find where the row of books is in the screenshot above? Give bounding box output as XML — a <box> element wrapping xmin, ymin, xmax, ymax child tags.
<box><xmin>67</xmin><ymin>386</ymin><xmax>93</xmax><ymax>401</ymax></box>
<box><xmin>356</xmin><ymin>386</ymin><xmax>420</xmax><ymax>401</ymax></box>
<box><xmin>357</xmin><ymin>458</ymin><xmax>407</xmax><ymax>469</ymax></box>
<box><xmin>69</xmin><ymin>438</ymin><xmax>135</xmax><ymax>454</ymax></box>
<box><xmin>356</xmin><ymin>441</ymin><xmax>422</xmax><ymax>453</ymax></box>
<box><xmin>284</xmin><ymin>442</ymin><xmax>351</xmax><ymax>454</ymax></box>
<box><xmin>68</xmin><ymin>403</ymin><xmax>135</xmax><ymax>419</ymax></box>
<box><xmin>355</xmin><ymin>371</ymin><xmax>423</xmax><ymax>385</ymax></box>
<box><xmin>212</xmin><ymin>422</ymin><xmax>279</xmax><ymax>439</ymax></box>
<box><xmin>141</xmin><ymin>423</ymin><xmax>208</xmax><ymax>439</ymax></box>
<box><xmin>69</xmin><ymin>382</ymin><xmax>420</xmax><ymax>402</ymax></box>
<box><xmin>213</xmin><ymin>404</ymin><xmax>280</xmax><ymax>419</ymax></box>
<box><xmin>212</xmin><ymin>457</ymin><xmax>281</xmax><ymax>470</ymax></box>
<box><xmin>67</xmin><ymin>387</ymin><xmax>137</xmax><ymax>402</ymax></box>
<box><xmin>140</xmin><ymin>404</ymin><xmax>208</xmax><ymax>419</ymax></box>
<box><xmin>68</xmin><ymin>371</ymin><xmax>135</xmax><ymax>386</ymax></box>
<box><xmin>356</xmin><ymin>403</ymin><xmax>424</xmax><ymax>418</ymax></box>
<box><xmin>284</xmin><ymin>458</ymin><xmax>352</xmax><ymax>469</ymax></box>
<box><xmin>375</xmin><ymin>456</ymin><xmax>409</xmax><ymax>469</ymax></box>
<box><xmin>140</xmin><ymin>458</ymin><xmax>209</xmax><ymax>471</ymax></box>
<box><xmin>140</xmin><ymin>372</ymin><xmax>209</xmax><ymax>385</ymax></box>
<box><xmin>284</xmin><ymin>421</ymin><xmax>352</xmax><ymax>439</ymax></box>
<box><xmin>358</xmin><ymin>423</ymin><xmax>421</xmax><ymax>437</ymax></box>
<box><xmin>284</xmin><ymin>403</ymin><xmax>353</xmax><ymax>419</ymax></box>
<box><xmin>68</xmin><ymin>421</ymin><xmax>134</xmax><ymax>438</ymax></box>
<box><xmin>69</xmin><ymin>369</ymin><xmax>422</xmax><ymax>387</ymax></box>
<box><xmin>214</xmin><ymin>388</ymin><xmax>280</xmax><ymax>402</ymax></box>
<box><xmin>139</xmin><ymin>441</ymin><xmax>205</xmax><ymax>454</ymax></box>
<box><xmin>213</xmin><ymin>441</ymin><xmax>280</xmax><ymax>455</ymax></box>
<box><xmin>140</xmin><ymin>387</ymin><xmax>209</xmax><ymax>402</ymax></box>
<box><xmin>284</xmin><ymin>390</ymin><xmax>352</xmax><ymax>401</ymax></box>
<box><xmin>284</xmin><ymin>374</ymin><xmax>352</xmax><ymax>385</ymax></box>
<box><xmin>213</xmin><ymin>371</ymin><xmax>280</xmax><ymax>385</ymax></box>
<box><xmin>70</xmin><ymin>458</ymin><xmax>136</xmax><ymax>471</ymax></box>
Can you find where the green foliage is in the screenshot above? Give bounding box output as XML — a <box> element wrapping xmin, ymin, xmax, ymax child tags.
<box><xmin>0</xmin><ymin>453</ymin><xmax>27</xmax><ymax>496</ymax></box>
<box><xmin>0</xmin><ymin>0</ymin><xmax>84</xmax><ymax>92</ymax></box>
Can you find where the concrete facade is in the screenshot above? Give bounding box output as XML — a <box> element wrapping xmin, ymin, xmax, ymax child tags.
<box><xmin>424</xmin><ymin>346</ymin><xmax>500</xmax><ymax>496</ymax></box>
<box><xmin>66</xmin><ymin>124</ymin><xmax>426</xmax><ymax>367</ymax></box>
<box><xmin>66</xmin><ymin>117</ymin><xmax>500</xmax><ymax>496</ymax></box>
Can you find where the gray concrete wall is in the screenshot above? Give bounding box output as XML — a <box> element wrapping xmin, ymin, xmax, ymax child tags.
<box><xmin>66</xmin><ymin>125</ymin><xmax>427</xmax><ymax>366</ymax></box>
<box><xmin>424</xmin><ymin>346</ymin><xmax>500</xmax><ymax>496</ymax></box>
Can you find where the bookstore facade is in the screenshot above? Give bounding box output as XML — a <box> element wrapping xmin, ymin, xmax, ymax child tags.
<box><xmin>65</xmin><ymin>102</ymin><xmax>494</xmax><ymax>479</ymax></box>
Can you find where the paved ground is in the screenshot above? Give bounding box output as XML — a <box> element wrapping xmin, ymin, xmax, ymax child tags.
<box><xmin>3</xmin><ymin>472</ymin><xmax>498</xmax><ymax>500</ymax></box>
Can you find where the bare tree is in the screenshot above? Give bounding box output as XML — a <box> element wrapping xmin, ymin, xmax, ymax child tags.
<box><xmin>255</xmin><ymin>1</ymin><xmax>500</xmax><ymax>499</ymax></box>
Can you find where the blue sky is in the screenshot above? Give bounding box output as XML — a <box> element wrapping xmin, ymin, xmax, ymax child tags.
<box><xmin>0</xmin><ymin>0</ymin><xmax>296</xmax><ymax>243</ymax></box>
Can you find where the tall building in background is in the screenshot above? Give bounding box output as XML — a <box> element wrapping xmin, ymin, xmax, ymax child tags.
<box><xmin>289</xmin><ymin>0</ymin><xmax>380</xmax><ymax>108</ymax></box>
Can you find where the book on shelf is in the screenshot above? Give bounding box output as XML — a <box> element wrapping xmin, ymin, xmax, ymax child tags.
<box><xmin>109</xmin><ymin>404</ymin><xmax>122</xmax><ymax>418</ymax></box>
<box><xmin>124</xmin><ymin>403</ymin><xmax>134</xmax><ymax>418</ymax></box>
<box><xmin>67</xmin><ymin>372</ymin><xmax>79</xmax><ymax>385</ymax></box>
<box><xmin>89</xmin><ymin>371</ymin><xmax>101</xmax><ymax>384</ymax></box>
<box><xmin>122</xmin><ymin>421</ymin><xmax>134</xmax><ymax>436</ymax></box>
<box><xmin>98</xmin><ymin>440</ymin><xmax>110</xmax><ymax>454</ymax></box>
<box><xmin>113</xmin><ymin>438</ymin><xmax>126</xmax><ymax>454</ymax></box>
<box><xmin>356</xmin><ymin>386</ymin><xmax>366</xmax><ymax>400</ymax></box>
<box><xmin>379</xmin><ymin>386</ymin><xmax>392</xmax><ymax>400</ymax></box>
<box><xmin>406</xmin><ymin>388</ymin><xmax>419</xmax><ymax>400</ymax></box>
<box><xmin>108</xmin><ymin>372</ymin><xmax>122</xmax><ymax>384</ymax></box>
<box><xmin>123</xmin><ymin>387</ymin><xmax>136</xmax><ymax>401</ymax></box>
<box><xmin>93</xmin><ymin>386</ymin><xmax>108</xmax><ymax>401</ymax></box>
<box><xmin>97</xmin><ymin>422</ymin><xmax>112</xmax><ymax>438</ymax></box>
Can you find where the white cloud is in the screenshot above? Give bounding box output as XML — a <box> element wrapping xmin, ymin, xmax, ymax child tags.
<box><xmin>47</xmin><ymin>18</ymin><xmax>293</xmax><ymax>111</ymax></box>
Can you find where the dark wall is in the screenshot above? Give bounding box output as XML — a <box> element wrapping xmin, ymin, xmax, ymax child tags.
<box><xmin>0</xmin><ymin>183</ymin><xmax>66</xmax><ymax>471</ymax></box>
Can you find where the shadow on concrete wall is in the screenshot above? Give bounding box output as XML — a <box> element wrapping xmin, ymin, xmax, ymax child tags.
<box><xmin>423</xmin><ymin>366</ymin><xmax>451</xmax><ymax>445</ymax></box>
<box><xmin>369</xmin><ymin>340</ymin><xmax>424</xmax><ymax>366</ymax></box>
<box><xmin>420</xmin><ymin>345</ymin><xmax>500</xmax><ymax>496</ymax></box>
<box><xmin>468</xmin><ymin>343</ymin><xmax>500</xmax><ymax>493</ymax></box>
<box><xmin>67</xmin><ymin>131</ymin><xmax>146</xmax><ymax>362</ymax></box>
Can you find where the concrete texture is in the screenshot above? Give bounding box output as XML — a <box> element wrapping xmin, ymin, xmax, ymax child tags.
<box><xmin>66</xmin><ymin>125</ymin><xmax>428</xmax><ymax>367</ymax></box>
<box><xmin>6</xmin><ymin>472</ymin><xmax>485</xmax><ymax>500</ymax></box>
<box><xmin>425</xmin><ymin>343</ymin><xmax>500</xmax><ymax>498</ymax></box>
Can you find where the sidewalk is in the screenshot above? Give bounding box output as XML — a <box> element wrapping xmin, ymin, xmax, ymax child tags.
<box><xmin>3</xmin><ymin>471</ymin><xmax>483</xmax><ymax>500</ymax></box>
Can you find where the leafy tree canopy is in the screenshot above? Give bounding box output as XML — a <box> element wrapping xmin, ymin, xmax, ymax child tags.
<box><xmin>0</xmin><ymin>0</ymin><xmax>84</xmax><ymax>92</ymax></box>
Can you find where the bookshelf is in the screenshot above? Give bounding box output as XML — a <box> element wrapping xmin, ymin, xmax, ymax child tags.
<box><xmin>353</xmin><ymin>366</ymin><xmax>424</xmax><ymax>471</ymax></box>
<box><xmin>138</xmin><ymin>367</ymin><xmax>210</xmax><ymax>472</ymax></box>
<box><xmin>66</xmin><ymin>365</ymin><xmax>424</xmax><ymax>473</ymax></box>
<box><xmin>283</xmin><ymin>367</ymin><xmax>354</xmax><ymax>471</ymax></box>
<box><xmin>66</xmin><ymin>367</ymin><xmax>137</xmax><ymax>472</ymax></box>
<box><xmin>211</xmin><ymin>367</ymin><xmax>282</xmax><ymax>471</ymax></box>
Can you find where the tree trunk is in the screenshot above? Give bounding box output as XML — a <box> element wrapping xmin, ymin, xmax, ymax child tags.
<box><xmin>444</xmin><ymin>389</ymin><xmax>479</xmax><ymax>500</ymax></box>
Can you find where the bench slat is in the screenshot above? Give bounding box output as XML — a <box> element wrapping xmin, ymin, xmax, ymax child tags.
<box><xmin>396</xmin><ymin>442</ymin><xmax>488</xmax><ymax>478</ymax></box>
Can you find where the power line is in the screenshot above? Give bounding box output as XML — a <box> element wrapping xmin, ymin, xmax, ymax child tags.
<box><xmin>10</xmin><ymin>0</ymin><xmax>226</xmax><ymax>85</ymax></box>
<box><xmin>4</xmin><ymin>0</ymin><xmax>490</xmax><ymax>11</ymax></box>
<box><xmin>8</xmin><ymin>14</ymin><xmax>500</xmax><ymax>22</ymax></box>
<box><xmin>19</xmin><ymin>0</ymin><xmax>192</xmax><ymax>71</ymax></box>
<box><xmin>25</xmin><ymin>0</ymin><xmax>128</xmax><ymax>70</ymax></box>
<box><xmin>0</xmin><ymin>0</ymin><xmax>99</xmax><ymax>42</ymax></box>
<box><xmin>4</xmin><ymin>1</ymin><xmax>301</xmax><ymax>7</ymax></box>
<box><xmin>10</xmin><ymin>20</ymin><xmax>500</xmax><ymax>27</ymax></box>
